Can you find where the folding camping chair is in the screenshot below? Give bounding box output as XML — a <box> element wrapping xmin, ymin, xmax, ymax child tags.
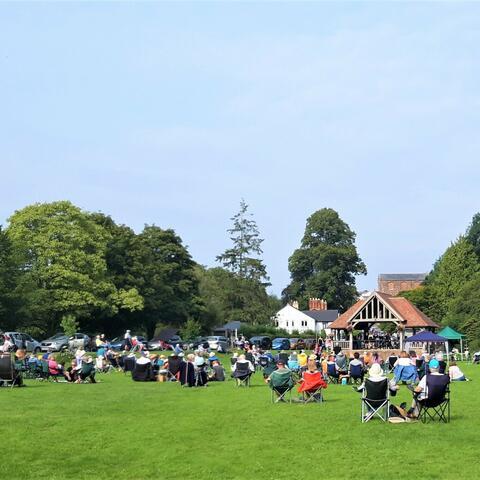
<box><xmin>299</xmin><ymin>371</ymin><xmax>325</xmax><ymax>404</ymax></box>
<box><xmin>349</xmin><ymin>363</ymin><xmax>364</xmax><ymax>385</ymax></box>
<box><xmin>0</xmin><ymin>354</ymin><xmax>21</xmax><ymax>388</ymax></box>
<box><xmin>326</xmin><ymin>362</ymin><xmax>340</xmax><ymax>384</ymax></box>
<box><xmin>167</xmin><ymin>356</ymin><xmax>182</xmax><ymax>381</ymax></box>
<box><xmin>361</xmin><ymin>378</ymin><xmax>389</xmax><ymax>423</ymax></box>
<box><xmin>123</xmin><ymin>355</ymin><xmax>136</xmax><ymax>375</ymax></box>
<box><xmin>416</xmin><ymin>358</ymin><xmax>426</xmax><ymax>379</ymax></box>
<box><xmin>270</xmin><ymin>369</ymin><xmax>294</xmax><ymax>403</ymax></box>
<box><xmin>386</xmin><ymin>355</ymin><xmax>398</xmax><ymax>374</ymax></box>
<box><xmin>415</xmin><ymin>374</ymin><xmax>450</xmax><ymax>423</ymax></box>
<box><xmin>233</xmin><ymin>362</ymin><xmax>252</xmax><ymax>387</ymax></box>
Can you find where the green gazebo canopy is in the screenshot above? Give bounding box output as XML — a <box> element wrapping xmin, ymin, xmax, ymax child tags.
<box><xmin>438</xmin><ymin>326</ymin><xmax>465</xmax><ymax>340</ymax></box>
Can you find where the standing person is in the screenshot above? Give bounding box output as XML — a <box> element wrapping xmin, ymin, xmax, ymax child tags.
<box><xmin>1</xmin><ymin>334</ymin><xmax>14</xmax><ymax>353</ymax></box>
<box><xmin>124</xmin><ymin>330</ymin><xmax>132</xmax><ymax>350</ymax></box>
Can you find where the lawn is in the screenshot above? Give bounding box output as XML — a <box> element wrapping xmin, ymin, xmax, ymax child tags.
<box><xmin>1</xmin><ymin>358</ymin><xmax>479</xmax><ymax>480</ymax></box>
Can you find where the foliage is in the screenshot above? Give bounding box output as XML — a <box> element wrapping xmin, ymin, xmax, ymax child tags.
<box><xmin>216</xmin><ymin>200</ymin><xmax>269</xmax><ymax>284</ymax></box>
<box><xmin>284</xmin><ymin>208</ymin><xmax>366</xmax><ymax>311</ymax></box>
<box><xmin>238</xmin><ymin>323</ymin><xmax>290</xmax><ymax>338</ymax></box>
<box><xmin>466</xmin><ymin>212</ymin><xmax>480</xmax><ymax>258</ymax></box>
<box><xmin>60</xmin><ymin>314</ymin><xmax>79</xmax><ymax>337</ymax></box>
<box><xmin>180</xmin><ymin>318</ymin><xmax>202</xmax><ymax>339</ymax></box>
<box><xmin>127</xmin><ymin>225</ymin><xmax>201</xmax><ymax>338</ymax></box>
<box><xmin>6</xmin><ymin>201</ymin><xmax>117</xmax><ymax>335</ymax></box>
<box><xmin>0</xmin><ymin>226</ymin><xmax>18</xmax><ymax>330</ymax></box>
<box><xmin>196</xmin><ymin>266</ymin><xmax>281</xmax><ymax>327</ymax></box>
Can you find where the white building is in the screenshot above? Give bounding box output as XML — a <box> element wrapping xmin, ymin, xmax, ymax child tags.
<box><xmin>273</xmin><ymin>299</ymin><xmax>339</xmax><ymax>334</ymax></box>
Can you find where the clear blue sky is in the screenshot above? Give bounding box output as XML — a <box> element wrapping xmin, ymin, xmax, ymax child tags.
<box><xmin>1</xmin><ymin>2</ymin><xmax>480</xmax><ymax>296</ymax></box>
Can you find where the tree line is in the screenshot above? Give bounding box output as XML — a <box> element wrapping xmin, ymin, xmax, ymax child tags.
<box><xmin>402</xmin><ymin>214</ymin><xmax>480</xmax><ymax>350</ymax></box>
<box><xmin>0</xmin><ymin>201</ymin><xmax>367</xmax><ymax>340</ymax></box>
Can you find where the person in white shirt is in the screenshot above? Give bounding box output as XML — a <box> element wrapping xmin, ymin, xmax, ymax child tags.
<box><xmin>1</xmin><ymin>334</ymin><xmax>13</xmax><ymax>353</ymax></box>
<box><xmin>231</xmin><ymin>354</ymin><xmax>254</xmax><ymax>373</ymax></box>
<box><xmin>448</xmin><ymin>361</ymin><xmax>467</xmax><ymax>381</ymax></box>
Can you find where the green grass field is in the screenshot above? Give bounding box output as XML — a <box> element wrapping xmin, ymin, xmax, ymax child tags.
<box><xmin>1</xmin><ymin>359</ymin><xmax>479</xmax><ymax>480</ymax></box>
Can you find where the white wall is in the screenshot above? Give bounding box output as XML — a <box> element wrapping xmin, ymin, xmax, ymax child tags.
<box><xmin>274</xmin><ymin>305</ymin><xmax>315</xmax><ymax>334</ymax></box>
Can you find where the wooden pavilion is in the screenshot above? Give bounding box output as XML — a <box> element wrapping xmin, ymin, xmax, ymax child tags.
<box><xmin>329</xmin><ymin>291</ymin><xmax>439</xmax><ymax>352</ymax></box>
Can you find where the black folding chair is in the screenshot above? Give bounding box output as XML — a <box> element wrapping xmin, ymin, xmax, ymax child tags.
<box><xmin>416</xmin><ymin>374</ymin><xmax>450</xmax><ymax>423</ymax></box>
<box><xmin>232</xmin><ymin>362</ymin><xmax>252</xmax><ymax>387</ymax></box>
<box><xmin>0</xmin><ymin>354</ymin><xmax>22</xmax><ymax>388</ymax></box>
<box><xmin>387</xmin><ymin>356</ymin><xmax>398</xmax><ymax>374</ymax></box>
<box><xmin>349</xmin><ymin>364</ymin><xmax>364</xmax><ymax>385</ymax></box>
<box><xmin>361</xmin><ymin>378</ymin><xmax>389</xmax><ymax>423</ymax></box>
<box><xmin>167</xmin><ymin>356</ymin><xmax>182</xmax><ymax>381</ymax></box>
<box><xmin>326</xmin><ymin>363</ymin><xmax>340</xmax><ymax>384</ymax></box>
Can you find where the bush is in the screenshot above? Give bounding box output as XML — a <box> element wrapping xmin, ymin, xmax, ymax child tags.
<box><xmin>52</xmin><ymin>351</ymin><xmax>74</xmax><ymax>366</ymax></box>
<box><xmin>239</xmin><ymin>324</ymin><xmax>289</xmax><ymax>338</ymax></box>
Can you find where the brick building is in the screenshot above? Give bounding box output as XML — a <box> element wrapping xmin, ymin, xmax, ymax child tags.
<box><xmin>378</xmin><ymin>273</ymin><xmax>427</xmax><ymax>296</ymax></box>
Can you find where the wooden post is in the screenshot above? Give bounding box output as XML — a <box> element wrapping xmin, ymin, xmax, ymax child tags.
<box><xmin>349</xmin><ymin>331</ymin><xmax>353</xmax><ymax>351</ymax></box>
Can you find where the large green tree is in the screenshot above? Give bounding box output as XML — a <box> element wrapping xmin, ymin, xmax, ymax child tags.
<box><xmin>0</xmin><ymin>226</ymin><xmax>18</xmax><ymax>330</ymax></box>
<box><xmin>424</xmin><ymin>236</ymin><xmax>480</xmax><ymax>323</ymax></box>
<box><xmin>284</xmin><ymin>208</ymin><xmax>366</xmax><ymax>311</ymax></box>
<box><xmin>127</xmin><ymin>225</ymin><xmax>201</xmax><ymax>338</ymax></box>
<box><xmin>6</xmin><ymin>201</ymin><xmax>139</xmax><ymax>335</ymax></box>
<box><xmin>216</xmin><ymin>200</ymin><xmax>269</xmax><ymax>284</ymax></box>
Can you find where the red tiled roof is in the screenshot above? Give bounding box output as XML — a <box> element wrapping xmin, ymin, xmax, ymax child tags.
<box><xmin>329</xmin><ymin>291</ymin><xmax>439</xmax><ymax>329</ymax></box>
<box><xmin>329</xmin><ymin>299</ymin><xmax>365</xmax><ymax>329</ymax></box>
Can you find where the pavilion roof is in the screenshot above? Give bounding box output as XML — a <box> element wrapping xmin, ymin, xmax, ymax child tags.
<box><xmin>329</xmin><ymin>291</ymin><xmax>439</xmax><ymax>330</ymax></box>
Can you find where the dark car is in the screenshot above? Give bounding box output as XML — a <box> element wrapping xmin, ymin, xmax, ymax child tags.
<box><xmin>184</xmin><ymin>337</ymin><xmax>209</xmax><ymax>350</ymax></box>
<box><xmin>110</xmin><ymin>335</ymin><xmax>148</xmax><ymax>351</ymax></box>
<box><xmin>249</xmin><ymin>336</ymin><xmax>272</xmax><ymax>350</ymax></box>
<box><xmin>289</xmin><ymin>338</ymin><xmax>306</xmax><ymax>350</ymax></box>
<box><xmin>304</xmin><ymin>338</ymin><xmax>316</xmax><ymax>349</ymax></box>
<box><xmin>271</xmin><ymin>337</ymin><xmax>291</xmax><ymax>351</ymax></box>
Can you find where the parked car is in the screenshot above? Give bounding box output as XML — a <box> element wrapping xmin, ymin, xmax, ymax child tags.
<box><xmin>148</xmin><ymin>337</ymin><xmax>183</xmax><ymax>351</ymax></box>
<box><xmin>68</xmin><ymin>333</ymin><xmax>91</xmax><ymax>351</ymax></box>
<box><xmin>304</xmin><ymin>338</ymin><xmax>316</xmax><ymax>349</ymax></box>
<box><xmin>110</xmin><ymin>335</ymin><xmax>149</xmax><ymax>351</ymax></box>
<box><xmin>271</xmin><ymin>337</ymin><xmax>291</xmax><ymax>351</ymax></box>
<box><xmin>206</xmin><ymin>336</ymin><xmax>229</xmax><ymax>353</ymax></box>
<box><xmin>249</xmin><ymin>336</ymin><xmax>272</xmax><ymax>350</ymax></box>
<box><xmin>289</xmin><ymin>338</ymin><xmax>306</xmax><ymax>350</ymax></box>
<box><xmin>183</xmin><ymin>337</ymin><xmax>210</xmax><ymax>350</ymax></box>
<box><xmin>2</xmin><ymin>332</ymin><xmax>42</xmax><ymax>353</ymax></box>
<box><xmin>41</xmin><ymin>333</ymin><xmax>70</xmax><ymax>352</ymax></box>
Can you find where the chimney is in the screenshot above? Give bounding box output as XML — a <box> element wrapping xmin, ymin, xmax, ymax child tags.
<box><xmin>309</xmin><ymin>298</ymin><xmax>324</xmax><ymax>311</ymax></box>
<box><xmin>322</xmin><ymin>299</ymin><xmax>328</xmax><ymax>310</ymax></box>
<box><xmin>291</xmin><ymin>300</ymin><xmax>299</xmax><ymax>310</ymax></box>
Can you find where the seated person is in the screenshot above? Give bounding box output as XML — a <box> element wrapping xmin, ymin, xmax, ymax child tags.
<box><xmin>156</xmin><ymin>355</ymin><xmax>169</xmax><ymax>382</ymax></box>
<box><xmin>77</xmin><ymin>356</ymin><xmax>96</xmax><ymax>383</ymax></box>
<box><xmin>231</xmin><ymin>354</ymin><xmax>254</xmax><ymax>377</ymax></box>
<box><xmin>297</xmin><ymin>363</ymin><xmax>327</xmax><ymax>399</ymax></box>
<box><xmin>408</xmin><ymin>359</ymin><xmax>450</xmax><ymax>417</ymax></box>
<box><xmin>48</xmin><ymin>354</ymin><xmax>66</xmax><ymax>380</ymax></box>
<box><xmin>355</xmin><ymin>363</ymin><xmax>397</xmax><ymax>396</ymax></box>
<box><xmin>208</xmin><ymin>352</ymin><xmax>219</xmax><ymax>366</ymax></box>
<box><xmin>65</xmin><ymin>360</ymin><xmax>79</xmax><ymax>383</ymax></box>
<box><xmin>335</xmin><ymin>351</ymin><xmax>348</xmax><ymax>375</ymax></box>
<box><xmin>392</xmin><ymin>351</ymin><xmax>418</xmax><ymax>385</ymax></box>
<box><xmin>448</xmin><ymin>361</ymin><xmax>468</xmax><ymax>381</ymax></box>
<box><xmin>297</xmin><ymin>350</ymin><xmax>308</xmax><ymax>369</ymax></box>
<box><xmin>349</xmin><ymin>352</ymin><xmax>364</xmax><ymax>382</ymax></box>
<box><xmin>267</xmin><ymin>360</ymin><xmax>294</xmax><ymax>399</ymax></box>
<box><xmin>208</xmin><ymin>360</ymin><xmax>225</xmax><ymax>381</ymax></box>
<box><xmin>287</xmin><ymin>351</ymin><xmax>300</xmax><ymax>371</ymax></box>
<box><xmin>132</xmin><ymin>354</ymin><xmax>155</xmax><ymax>381</ymax></box>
